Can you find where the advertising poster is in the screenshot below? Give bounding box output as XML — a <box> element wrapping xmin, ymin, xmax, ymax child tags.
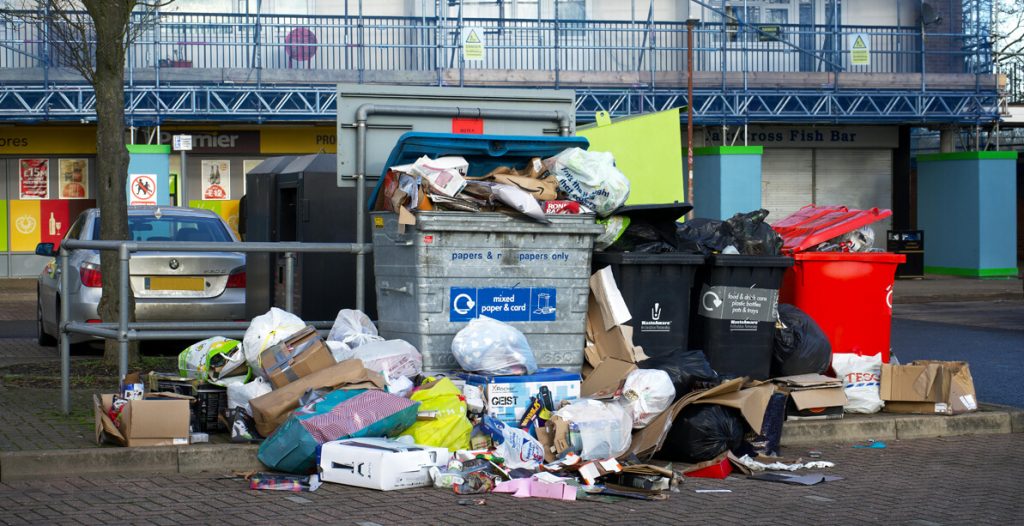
<box><xmin>59</xmin><ymin>159</ymin><xmax>89</xmax><ymax>199</ymax></box>
<box><xmin>10</xmin><ymin>200</ymin><xmax>41</xmax><ymax>251</ymax></box>
<box><xmin>129</xmin><ymin>173</ymin><xmax>158</xmax><ymax>206</ymax></box>
<box><xmin>19</xmin><ymin>158</ymin><xmax>49</xmax><ymax>199</ymax></box>
<box><xmin>201</xmin><ymin>159</ymin><xmax>231</xmax><ymax>200</ymax></box>
<box><xmin>0</xmin><ymin>200</ymin><xmax>8</xmax><ymax>251</ymax></box>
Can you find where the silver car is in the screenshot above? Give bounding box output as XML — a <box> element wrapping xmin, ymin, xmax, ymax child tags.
<box><xmin>36</xmin><ymin>206</ymin><xmax>246</xmax><ymax>345</ymax></box>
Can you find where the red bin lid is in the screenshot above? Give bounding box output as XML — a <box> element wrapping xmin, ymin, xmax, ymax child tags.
<box><xmin>771</xmin><ymin>205</ymin><xmax>893</xmax><ymax>254</ymax></box>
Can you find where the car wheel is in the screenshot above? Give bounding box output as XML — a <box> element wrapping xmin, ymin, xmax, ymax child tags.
<box><xmin>37</xmin><ymin>288</ymin><xmax>57</xmax><ymax>347</ymax></box>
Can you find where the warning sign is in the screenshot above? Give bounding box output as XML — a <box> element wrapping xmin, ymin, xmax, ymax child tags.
<box><xmin>129</xmin><ymin>173</ymin><xmax>158</xmax><ymax>205</ymax></box>
<box><xmin>849</xmin><ymin>33</ymin><xmax>870</xmax><ymax>66</ymax></box>
<box><xmin>462</xmin><ymin>27</ymin><xmax>485</xmax><ymax>62</ymax></box>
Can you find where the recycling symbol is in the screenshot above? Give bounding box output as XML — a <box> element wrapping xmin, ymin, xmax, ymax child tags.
<box><xmin>453</xmin><ymin>293</ymin><xmax>476</xmax><ymax>316</ymax></box>
<box><xmin>702</xmin><ymin>291</ymin><xmax>723</xmax><ymax>312</ymax></box>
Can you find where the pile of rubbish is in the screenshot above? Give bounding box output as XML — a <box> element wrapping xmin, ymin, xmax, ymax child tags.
<box><xmin>373</xmin><ymin>147</ymin><xmax>630</xmax><ymax>222</ymax></box>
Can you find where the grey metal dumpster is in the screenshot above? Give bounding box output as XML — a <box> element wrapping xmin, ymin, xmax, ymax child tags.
<box><xmin>368</xmin><ymin>131</ymin><xmax>604</xmax><ymax>372</ymax></box>
<box><xmin>373</xmin><ymin>210</ymin><xmax>603</xmax><ymax>372</ymax></box>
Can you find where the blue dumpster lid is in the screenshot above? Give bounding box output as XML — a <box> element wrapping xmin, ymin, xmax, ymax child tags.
<box><xmin>369</xmin><ymin>132</ymin><xmax>588</xmax><ymax>209</ymax></box>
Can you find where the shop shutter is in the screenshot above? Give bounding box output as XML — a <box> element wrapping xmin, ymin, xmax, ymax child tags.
<box><xmin>814</xmin><ymin>148</ymin><xmax>894</xmax><ymax>238</ymax></box>
<box><xmin>761</xmin><ymin>148</ymin><xmax>813</xmax><ymax>222</ymax></box>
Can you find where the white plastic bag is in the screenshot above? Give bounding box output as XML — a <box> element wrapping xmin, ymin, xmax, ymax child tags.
<box><xmin>832</xmin><ymin>353</ymin><xmax>884</xmax><ymax>414</ymax></box>
<box><xmin>352</xmin><ymin>339</ymin><xmax>423</xmax><ymax>379</ymax></box>
<box><xmin>327</xmin><ymin>309</ymin><xmax>384</xmax><ymax>349</ymax></box>
<box><xmin>227</xmin><ymin>377</ymin><xmax>273</xmax><ymax>414</ymax></box>
<box><xmin>480</xmin><ymin>415</ymin><xmax>545</xmax><ymax>469</ymax></box>
<box><xmin>325</xmin><ymin>340</ymin><xmax>355</xmax><ymax>363</ymax></box>
<box><xmin>242</xmin><ymin>308</ymin><xmax>306</xmax><ymax>371</ymax></box>
<box><xmin>553</xmin><ymin>399</ymin><xmax>633</xmax><ymax>460</ymax></box>
<box><xmin>619</xmin><ymin>369</ymin><xmax>676</xmax><ymax>429</ymax></box>
<box><xmin>544</xmin><ymin>148</ymin><xmax>630</xmax><ymax>217</ymax></box>
<box><xmin>451</xmin><ymin>317</ymin><xmax>537</xmax><ymax>375</ymax></box>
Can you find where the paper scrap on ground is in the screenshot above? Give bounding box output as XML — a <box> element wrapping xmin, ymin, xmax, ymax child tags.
<box><xmin>749</xmin><ymin>472</ymin><xmax>844</xmax><ymax>486</ymax></box>
<box><xmin>736</xmin><ymin>455</ymin><xmax>836</xmax><ymax>472</ymax></box>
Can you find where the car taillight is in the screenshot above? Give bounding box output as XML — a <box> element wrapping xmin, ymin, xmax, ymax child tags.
<box><xmin>226</xmin><ymin>270</ymin><xmax>246</xmax><ymax>288</ymax></box>
<box><xmin>80</xmin><ymin>262</ymin><xmax>102</xmax><ymax>287</ymax></box>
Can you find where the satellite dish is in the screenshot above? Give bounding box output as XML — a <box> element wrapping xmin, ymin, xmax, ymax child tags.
<box><xmin>920</xmin><ymin>2</ymin><xmax>943</xmax><ymax>26</ymax></box>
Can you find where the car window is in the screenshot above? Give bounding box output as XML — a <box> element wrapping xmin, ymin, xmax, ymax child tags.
<box><xmin>92</xmin><ymin>215</ymin><xmax>233</xmax><ymax>242</ymax></box>
<box><xmin>64</xmin><ymin>214</ymin><xmax>86</xmax><ymax>241</ymax></box>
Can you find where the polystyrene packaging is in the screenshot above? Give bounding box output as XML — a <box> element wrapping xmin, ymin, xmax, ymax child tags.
<box><xmin>327</xmin><ymin>309</ymin><xmax>384</xmax><ymax>349</ymax></box>
<box><xmin>242</xmin><ymin>308</ymin><xmax>306</xmax><ymax>371</ymax></box>
<box><xmin>450</xmin><ymin>317</ymin><xmax>537</xmax><ymax>376</ymax></box>
<box><xmin>553</xmin><ymin>399</ymin><xmax>633</xmax><ymax>460</ymax></box>
<box><xmin>620</xmin><ymin>369</ymin><xmax>676</xmax><ymax>429</ymax></box>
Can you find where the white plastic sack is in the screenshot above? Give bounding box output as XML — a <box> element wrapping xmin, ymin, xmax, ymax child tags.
<box><xmin>544</xmin><ymin>148</ymin><xmax>630</xmax><ymax>217</ymax></box>
<box><xmin>553</xmin><ymin>399</ymin><xmax>633</xmax><ymax>460</ymax></box>
<box><xmin>227</xmin><ymin>377</ymin><xmax>272</xmax><ymax>414</ymax></box>
<box><xmin>451</xmin><ymin>317</ymin><xmax>537</xmax><ymax>376</ymax></box>
<box><xmin>242</xmin><ymin>308</ymin><xmax>307</xmax><ymax>371</ymax></box>
<box><xmin>325</xmin><ymin>340</ymin><xmax>355</xmax><ymax>363</ymax></box>
<box><xmin>327</xmin><ymin>309</ymin><xmax>384</xmax><ymax>349</ymax></box>
<box><xmin>832</xmin><ymin>353</ymin><xmax>884</xmax><ymax>414</ymax></box>
<box><xmin>619</xmin><ymin>369</ymin><xmax>676</xmax><ymax>429</ymax></box>
<box><xmin>352</xmin><ymin>339</ymin><xmax>423</xmax><ymax>379</ymax></box>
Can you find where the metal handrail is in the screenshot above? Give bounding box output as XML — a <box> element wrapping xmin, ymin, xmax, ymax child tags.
<box><xmin>55</xmin><ymin>239</ymin><xmax>371</xmax><ymax>414</ymax></box>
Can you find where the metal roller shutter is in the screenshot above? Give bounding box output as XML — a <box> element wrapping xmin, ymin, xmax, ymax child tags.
<box><xmin>814</xmin><ymin>148</ymin><xmax>894</xmax><ymax>239</ymax></box>
<box><xmin>761</xmin><ymin>149</ymin><xmax>813</xmax><ymax>222</ymax></box>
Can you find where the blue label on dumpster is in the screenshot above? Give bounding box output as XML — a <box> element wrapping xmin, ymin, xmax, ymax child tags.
<box><xmin>450</xmin><ymin>287</ymin><xmax>557</xmax><ymax>322</ymax></box>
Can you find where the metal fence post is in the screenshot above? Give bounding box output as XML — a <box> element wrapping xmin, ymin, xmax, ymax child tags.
<box><xmin>284</xmin><ymin>252</ymin><xmax>295</xmax><ymax>313</ymax></box>
<box><xmin>59</xmin><ymin>248</ymin><xmax>71</xmax><ymax>415</ymax></box>
<box><xmin>118</xmin><ymin>243</ymin><xmax>130</xmax><ymax>381</ymax></box>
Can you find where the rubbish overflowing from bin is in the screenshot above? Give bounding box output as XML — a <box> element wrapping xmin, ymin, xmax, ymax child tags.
<box><xmin>91</xmin><ymin>133</ymin><xmax>980</xmax><ymax>504</ymax></box>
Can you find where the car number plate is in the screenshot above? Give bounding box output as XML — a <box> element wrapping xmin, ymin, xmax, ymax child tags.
<box><xmin>145</xmin><ymin>276</ymin><xmax>205</xmax><ymax>291</ymax></box>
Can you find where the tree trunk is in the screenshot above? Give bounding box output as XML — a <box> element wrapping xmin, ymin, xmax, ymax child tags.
<box><xmin>86</xmin><ymin>4</ymin><xmax>139</xmax><ymax>368</ymax></box>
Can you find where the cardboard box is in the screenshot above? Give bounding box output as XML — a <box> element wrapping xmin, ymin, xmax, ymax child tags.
<box><xmin>880</xmin><ymin>361</ymin><xmax>978</xmax><ymax>415</ymax></box>
<box><xmin>94</xmin><ymin>393</ymin><xmax>191</xmax><ymax>447</ymax></box>
<box><xmin>259</xmin><ymin>326</ymin><xmax>337</xmax><ymax>389</ymax></box>
<box><xmin>773</xmin><ymin>374</ymin><xmax>847</xmax><ymax>420</ymax></box>
<box><xmin>318</xmin><ymin>437</ymin><xmax>449</xmax><ymax>491</ymax></box>
<box><xmin>581</xmin><ymin>267</ymin><xmax>649</xmax><ymax>400</ymax></box>
<box><xmin>459</xmin><ymin>368</ymin><xmax>581</xmax><ymax>427</ymax></box>
<box><xmin>250</xmin><ymin>359</ymin><xmax>385</xmax><ymax>436</ymax></box>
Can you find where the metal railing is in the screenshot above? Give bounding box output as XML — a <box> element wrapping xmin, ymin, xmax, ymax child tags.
<box><xmin>55</xmin><ymin>239</ymin><xmax>372</xmax><ymax>414</ymax></box>
<box><xmin>0</xmin><ymin>11</ymin><xmax>993</xmax><ymax>84</ymax></box>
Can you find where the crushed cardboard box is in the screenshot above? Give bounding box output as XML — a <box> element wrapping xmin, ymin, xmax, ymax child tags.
<box><xmin>773</xmin><ymin>374</ymin><xmax>847</xmax><ymax>420</ymax></box>
<box><xmin>94</xmin><ymin>392</ymin><xmax>192</xmax><ymax>447</ymax></box>
<box><xmin>250</xmin><ymin>359</ymin><xmax>385</xmax><ymax>436</ymax></box>
<box><xmin>259</xmin><ymin>325</ymin><xmax>337</xmax><ymax>389</ymax></box>
<box><xmin>880</xmin><ymin>360</ymin><xmax>978</xmax><ymax>415</ymax></box>
<box><xmin>625</xmin><ymin>378</ymin><xmax>776</xmax><ymax>460</ymax></box>
<box><xmin>581</xmin><ymin>267</ymin><xmax>648</xmax><ymax>399</ymax></box>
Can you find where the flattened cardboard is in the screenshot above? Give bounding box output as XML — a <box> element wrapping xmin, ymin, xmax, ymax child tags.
<box><xmin>94</xmin><ymin>393</ymin><xmax>191</xmax><ymax>447</ymax></box>
<box><xmin>580</xmin><ymin>357</ymin><xmax>636</xmax><ymax>400</ymax></box>
<box><xmin>788</xmin><ymin>388</ymin><xmax>848</xmax><ymax>411</ymax></box>
<box><xmin>589</xmin><ymin>266</ymin><xmax>632</xmax><ymax>330</ymax></box>
<box><xmin>250</xmin><ymin>359</ymin><xmax>386</xmax><ymax>436</ymax></box>
<box><xmin>880</xmin><ymin>361</ymin><xmax>977</xmax><ymax>415</ymax></box>
<box><xmin>625</xmin><ymin>378</ymin><xmax>774</xmax><ymax>460</ymax></box>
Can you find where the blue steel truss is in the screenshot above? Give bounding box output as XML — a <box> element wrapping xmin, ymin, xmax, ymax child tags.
<box><xmin>0</xmin><ymin>84</ymin><xmax>1000</xmax><ymax>125</ymax></box>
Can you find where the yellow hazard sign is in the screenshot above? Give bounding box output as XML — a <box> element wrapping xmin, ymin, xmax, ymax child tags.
<box><xmin>462</xmin><ymin>27</ymin><xmax>485</xmax><ymax>62</ymax></box>
<box><xmin>849</xmin><ymin>33</ymin><xmax>870</xmax><ymax>66</ymax></box>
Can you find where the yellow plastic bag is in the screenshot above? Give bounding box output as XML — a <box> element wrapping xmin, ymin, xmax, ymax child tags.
<box><xmin>399</xmin><ymin>377</ymin><xmax>472</xmax><ymax>452</ymax></box>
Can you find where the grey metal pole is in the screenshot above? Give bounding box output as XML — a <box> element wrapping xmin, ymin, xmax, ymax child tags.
<box><xmin>284</xmin><ymin>252</ymin><xmax>296</xmax><ymax>313</ymax></box>
<box><xmin>179</xmin><ymin>150</ymin><xmax>186</xmax><ymax>206</ymax></box>
<box><xmin>355</xmin><ymin>118</ymin><xmax>367</xmax><ymax>312</ymax></box>
<box><xmin>118</xmin><ymin>244</ymin><xmax>130</xmax><ymax>381</ymax></box>
<box><xmin>59</xmin><ymin>248</ymin><xmax>71</xmax><ymax>415</ymax></box>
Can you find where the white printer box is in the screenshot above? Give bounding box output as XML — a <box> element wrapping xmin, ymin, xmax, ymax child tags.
<box><xmin>318</xmin><ymin>437</ymin><xmax>450</xmax><ymax>491</ymax></box>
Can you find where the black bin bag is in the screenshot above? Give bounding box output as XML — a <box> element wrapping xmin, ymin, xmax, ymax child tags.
<box><xmin>639</xmin><ymin>350</ymin><xmax>720</xmax><ymax>399</ymax></box>
<box><xmin>658</xmin><ymin>404</ymin><xmax>745</xmax><ymax>463</ymax></box>
<box><xmin>772</xmin><ymin>303</ymin><xmax>832</xmax><ymax>377</ymax></box>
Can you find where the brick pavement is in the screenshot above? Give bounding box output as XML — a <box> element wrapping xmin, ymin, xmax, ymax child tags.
<box><xmin>0</xmin><ymin>433</ymin><xmax>1021</xmax><ymax>525</ymax></box>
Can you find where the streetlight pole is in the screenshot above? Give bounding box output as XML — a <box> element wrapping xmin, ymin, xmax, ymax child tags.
<box><xmin>686</xmin><ymin>18</ymin><xmax>698</xmax><ymax>210</ymax></box>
